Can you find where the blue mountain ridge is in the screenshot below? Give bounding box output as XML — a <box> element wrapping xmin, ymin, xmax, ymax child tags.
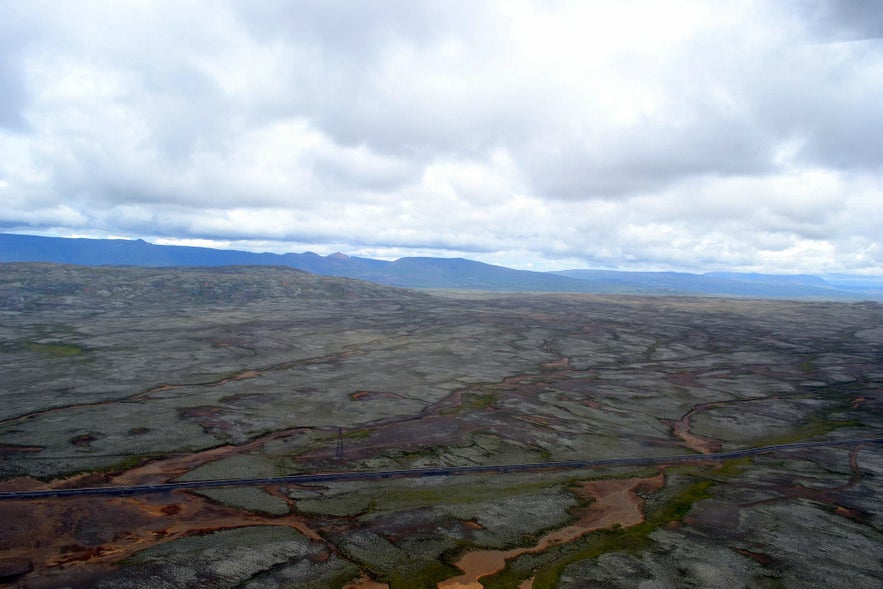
<box><xmin>1</xmin><ymin>233</ymin><xmax>880</xmax><ymax>300</ymax></box>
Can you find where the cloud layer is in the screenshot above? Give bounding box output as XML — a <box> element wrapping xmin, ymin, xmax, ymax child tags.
<box><xmin>1</xmin><ymin>0</ymin><xmax>881</xmax><ymax>273</ymax></box>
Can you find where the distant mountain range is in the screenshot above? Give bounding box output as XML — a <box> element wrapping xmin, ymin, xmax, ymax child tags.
<box><xmin>2</xmin><ymin>233</ymin><xmax>882</xmax><ymax>300</ymax></box>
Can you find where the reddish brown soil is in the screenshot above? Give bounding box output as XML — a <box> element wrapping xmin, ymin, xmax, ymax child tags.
<box><xmin>0</xmin><ymin>485</ymin><xmax>325</xmax><ymax>586</ymax></box>
<box><xmin>662</xmin><ymin>414</ymin><xmax>721</xmax><ymax>455</ymax></box>
<box><xmin>736</xmin><ymin>548</ymin><xmax>773</xmax><ymax>566</ymax></box>
<box><xmin>718</xmin><ymin>444</ymin><xmax>872</xmax><ymax>530</ymax></box>
<box><xmin>666</xmin><ymin>371</ymin><xmax>703</xmax><ymax>388</ymax></box>
<box><xmin>69</xmin><ymin>435</ymin><xmax>97</xmax><ymax>448</ymax></box>
<box><xmin>0</xmin><ymin>445</ymin><xmax>43</xmax><ymax>458</ymax></box>
<box><xmin>663</xmin><ymin>397</ymin><xmax>730</xmax><ymax>454</ymax></box>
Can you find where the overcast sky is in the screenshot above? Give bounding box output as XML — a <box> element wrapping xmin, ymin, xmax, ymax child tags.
<box><xmin>1</xmin><ymin>1</ymin><xmax>882</xmax><ymax>273</ymax></box>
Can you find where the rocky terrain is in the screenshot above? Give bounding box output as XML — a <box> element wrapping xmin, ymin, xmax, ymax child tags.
<box><xmin>0</xmin><ymin>263</ymin><xmax>881</xmax><ymax>588</ymax></box>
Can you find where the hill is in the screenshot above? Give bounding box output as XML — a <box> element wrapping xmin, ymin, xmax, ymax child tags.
<box><xmin>0</xmin><ymin>262</ymin><xmax>425</xmax><ymax>311</ymax></box>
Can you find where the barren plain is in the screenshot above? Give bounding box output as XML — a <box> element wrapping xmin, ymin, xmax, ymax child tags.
<box><xmin>1</xmin><ymin>263</ymin><xmax>882</xmax><ymax>588</ymax></box>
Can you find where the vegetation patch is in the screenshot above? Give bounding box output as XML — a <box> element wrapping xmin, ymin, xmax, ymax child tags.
<box><xmin>197</xmin><ymin>487</ymin><xmax>290</xmax><ymax>515</ymax></box>
<box><xmin>482</xmin><ymin>474</ymin><xmax>717</xmax><ymax>589</ymax></box>
<box><xmin>761</xmin><ymin>414</ymin><xmax>863</xmax><ymax>447</ymax></box>
<box><xmin>441</xmin><ymin>392</ymin><xmax>497</xmax><ymax>415</ymax></box>
<box><xmin>22</xmin><ymin>341</ymin><xmax>85</xmax><ymax>357</ymax></box>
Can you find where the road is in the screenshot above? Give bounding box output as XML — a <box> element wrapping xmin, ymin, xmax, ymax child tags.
<box><xmin>1</xmin><ymin>437</ymin><xmax>881</xmax><ymax>501</ymax></box>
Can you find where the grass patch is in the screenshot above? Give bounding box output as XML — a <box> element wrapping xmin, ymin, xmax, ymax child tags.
<box><xmin>23</xmin><ymin>341</ymin><xmax>85</xmax><ymax>357</ymax></box>
<box><xmin>96</xmin><ymin>454</ymin><xmax>148</xmax><ymax>473</ymax></box>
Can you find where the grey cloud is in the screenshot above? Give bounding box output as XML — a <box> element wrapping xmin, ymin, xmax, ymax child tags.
<box><xmin>0</xmin><ymin>3</ymin><xmax>38</xmax><ymax>131</ymax></box>
<box><xmin>801</xmin><ymin>0</ymin><xmax>883</xmax><ymax>42</ymax></box>
<box><xmin>234</xmin><ymin>0</ymin><xmax>492</xmax><ymax>57</ymax></box>
<box><xmin>0</xmin><ymin>51</ymin><xmax>28</xmax><ymax>131</ymax></box>
<box><xmin>231</xmin><ymin>1</ymin><xmax>514</xmax><ymax>156</ymax></box>
<box><xmin>520</xmin><ymin>115</ymin><xmax>776</xmax><ymax>200</ymax></box>
<box><xmin>748</xmin><ymin>43</ymin><xmax>883</xmax><ymax>171</ymax></box>
<box><xmin>310</xmin><ymin>150</ymin><xmax>418</xmax><ymax>192</ymax></box>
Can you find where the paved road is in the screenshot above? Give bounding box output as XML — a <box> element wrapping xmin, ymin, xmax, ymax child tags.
<box><xmin>2</xmin><ymin>438</ymin><xmax>881</xmax><ymax>501</ymax></box>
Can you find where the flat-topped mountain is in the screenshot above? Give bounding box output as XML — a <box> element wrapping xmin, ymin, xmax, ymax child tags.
<box><xmin>2</xmin><ymin>233</ymin><xmax>881</xmax><ymax>300</ymax></box>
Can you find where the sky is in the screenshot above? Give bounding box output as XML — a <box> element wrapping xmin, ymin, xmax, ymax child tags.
<box><xmin>1</xmin><ymin>0</ymin><xmax>882</xmax><ymax>274</ymax></box>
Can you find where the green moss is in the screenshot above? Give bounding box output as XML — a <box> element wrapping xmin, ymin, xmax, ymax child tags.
<box><xmin>440</xmin><ymin>393</ymin><xmax>497</xmax><ymax>415</ymax></box>
<box><xmin>23</xmin><ymin>341</ymin><xmax>85</xmax><ymax>357</ymax></box>
<box><xmin>314</xmin><ymin>565</ymin><xmax>362</xmax><ymax>589</ymax></box>
<box><xmin>343</xmin><ymin>428</ymin><xmax>372</xmax><ymax>441</ymax></box>
<box><xmin>336</xmin><ymin>537</ymin><xmax>465</xmax><ymax>589</ymax></box>
<box><xmin>295</xmin><ymin>474</ymin><xmax>575</xmax><ymax>519</ymax></box>
<box><xmin>799</xmin><ymin>360</ymin><xmax>816</xmax><ymax>373</ymax></box>
<box><xmin>110</xmin><ymin>455</ymin><xmax>146</xmax><ymax>471</ymax></box>
<box><xmin>385</xmin><ymin>560</ymin><xmax>462</xmax><ymax>589</ymax></box>
<box><xmin>710</xmin><ymin>456</ymin><xmax>753</xmax><ymax>477</ymax></box>
<box><xmin>760</xmin><ymin>415</ymin><xmax>862</xmax><ymax>447</ymax></box>
<box><xmin>370</xmin><ymin>478</ymin><xmax>559</xmax><ymax>512</ymax></box>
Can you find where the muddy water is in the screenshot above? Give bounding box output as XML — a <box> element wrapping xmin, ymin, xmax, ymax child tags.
<box><xmin>437</xmin><ymin>472</ymin><xmax>665</xmax><ymax>589</ymax></box>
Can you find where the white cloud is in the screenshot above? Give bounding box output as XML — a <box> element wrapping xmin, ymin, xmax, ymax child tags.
<box><xmin>0</xmin><ymin>0</ymin><xmax>881</xmax><ymax>274</ymax></box>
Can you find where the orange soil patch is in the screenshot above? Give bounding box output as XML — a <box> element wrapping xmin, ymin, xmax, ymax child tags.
<box><xmin>111</xmin><ymin>429</ymin><xmax>296</xmax><ymax>487</ymax></box>
<box><xmin>664</xmin><ymin>416</ymin><xmax>722</xmax><ymax>454</ymax></box>
<box><xmin>0</xmin><ymin>422</ymin><xmax>333</xmax><ymax>585</ymax></box>
<box><xmin>221</xmin><ymin>370</ymin><xmax>261</xmax><ymax>383</ymax></box>
<box><xmin>0</xmin><ymin>485</ymin><xmax>325</xmax><ymax>585</ymax></box>
<box><xmin>664</xmin><ymin>402</ymin><xmax>723</xmax><ymax>454</ymax></box>
<box><xmin>540</xmin><ymin>357</ymin><xmax>570</xmax><ymax>372</ymax></box>
<box><xmin>437</xmin><ymin>472</ymin><xmax>665</xmax><ymax>589</ymax></box>
<box><xmin>834</xmin><ymin>505</ymin><xmax>864</xmax><ymax>521</ymax></box>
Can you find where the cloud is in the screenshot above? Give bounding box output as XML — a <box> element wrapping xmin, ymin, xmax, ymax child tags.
<box><xmin>0</xmin><ymin>0</ymin><xmax>881</xmax><ymax>274</ymax></box>
<box><xmin>801</xmin><ymin>0</ymin><xmax>883</xmax><ymax>42</ymax></box>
